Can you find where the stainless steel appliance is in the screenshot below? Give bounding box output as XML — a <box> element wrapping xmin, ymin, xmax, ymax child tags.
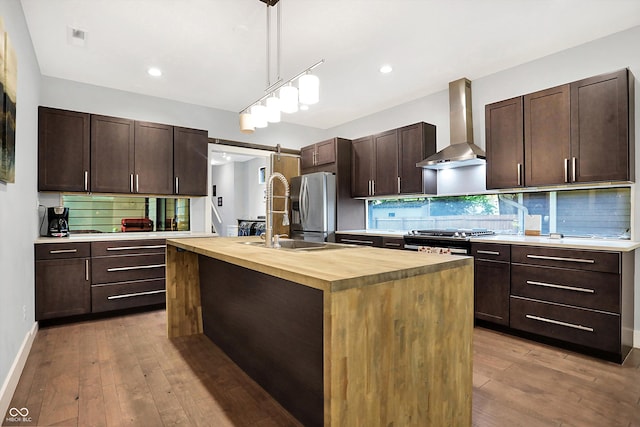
<box><xmin>290</xmin><ymin>172</ymin><xmax>336</xmax><ymax>242</ymax></box>
<box><xmin>403</xmin><ymin>229</ymin><xmax>495</xmax><ymax>255</ymax></box>
<box><xmin>47</xmin><ymin>206</ymin><xmax>69</xmax><ymax>237</ymax></box>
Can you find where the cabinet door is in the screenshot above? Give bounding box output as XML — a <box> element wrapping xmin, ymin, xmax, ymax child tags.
<box><xmin>134</xmin><ymin>121</ymin><xmax>174</xmax><ymax>195</ymax></box>
<box><xmin>474</xmin><ymin>259</ymin><xmax>510</xmax><ymax>326</ymax></box>
<box><xmin>300</xmin><ymin>145</ymin><xmax>316</xmax><ymax>170</ymax></box>
<box><xmin>524</xmin><ymin>84</ymin><xmax>570</xmax><ymax>186</ymax></box>
<box><xmin>398</xmin><ymin>123</ymin><xmax>435</xmax><ymax>194</ymax></box>
<box><xmin>36</xmin><ymin>258</ymin><xmax>90</xmax><ymax>320</ymax></box>
<box><xmin>571</xmin><ymin>69</ymin><xmax>632</xmax><ymax>183</ymax></box>
<box><xmin>315</xmin><ymin>139</ymin><xmax>336</xmax><ymax>166</ymax></box>
<box><xmin>373</xmin><ymin>129</ymin><xmax>399</xmax><ymax>196</ymax></box>
<box><xmin>91</xmin><ymin>115</ymin><xmax>135</xmax><ymax>193</ymax></box>
<box><xmin>351</xmin><ymin>136</ymin><xmax>374</xmax><ymax>197</ymax></box>
<box><xmin>485</xmin><ymin>97</ymin><xmax>524</xmax><ymax>189</ymax></box>
<box><xmin>38</xmin><ymin>107</ymin><xmax>90</xmax><ymax>192</ymax></box>
<box><xmin>174</xmin><ymin>127</ymin><xmax>208</xmax><ymax>196</ymax></box>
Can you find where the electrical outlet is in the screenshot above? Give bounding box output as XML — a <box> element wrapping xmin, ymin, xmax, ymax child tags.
<box><xmin>22</xmin><ymin>305</ymin><xmax>26</xmax><ymax>321</ymax></box>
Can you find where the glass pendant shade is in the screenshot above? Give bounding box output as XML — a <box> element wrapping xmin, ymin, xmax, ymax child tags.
<box><xmin>266</xmin><ymin>95</ymin><xmax>281</xmax><ymax>123</ymax></box>
<box><xmin>279</xmin><ymin>84</ymin><xmax>299</xmax><ymax>114</ymax></box>
<box><xmin>239</xmin><ymin>112</ymin><xmax>255</xmax><ymax>134</ymax></box>
<box><xmin>251</xmin><ymin>104</ymin><xmax>268</xmax><ymax>128</ymax></box>
<box><xmin>298</xmin><ymin>73</ymin><xmax>319</xmax><ymax>105</ymax></box>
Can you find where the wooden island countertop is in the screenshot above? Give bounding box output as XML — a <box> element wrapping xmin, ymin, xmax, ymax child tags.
<box><xmin>166</xmin><ymin>236</ymin><xmax>473</xmax><ymax>427</ymax></box>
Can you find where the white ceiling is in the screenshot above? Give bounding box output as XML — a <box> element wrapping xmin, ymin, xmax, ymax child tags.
<box><xmin>21</xmin><ymin>0</ymin><xmax>640</xmax><ymax>130</ymax></box>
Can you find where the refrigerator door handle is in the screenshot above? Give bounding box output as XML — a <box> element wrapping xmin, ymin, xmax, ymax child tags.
<box><xmin>300</xmin><ymin>176</ymin><xmax>308</xmax><ymax>225</ymax></box>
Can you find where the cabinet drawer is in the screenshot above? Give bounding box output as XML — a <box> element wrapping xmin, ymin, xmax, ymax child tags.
<box><xmin>91</xmin><ymin>239</ymin><xmax>166</xmax><ymax>257</ymax></box>
<box><xmin>381</xmin><ymin>237</ymin><xmax>405</xmax><ymax>250</ymax></box>
<box><xmin>92</xmin><ymin>253</ymin><xmax>165</xmax><ymax>284</ymax></box>
<box><xmin>471</xmin><ymin>243</ymin><xmax>510</xmax><ymax>262</ymax></box>
<box><xmin>511</xmin><ymin>264</ymin><xmax>620</xmax><ymax>313</ymax></box>
<box><xmin>35</xmin><ymin>242</ymin><xmax>91</xmax><ymax>260</ymax></box>
<box><xmin>336</xmin><ymin>234</ymin><xmax>382</xmax><ymax>247</ymax></box>
<box><xmin>92</xmin><ymin>279</ymin><xmax>165</xmax><ymax>313</ymax></box>
<box><xmin>510</xmin><ymin>296</ymin><xmax>620</xmax><ymax>353</ymax></box>
<box><xmin>511</xmin><ymin>245</ymin><xmax>619</xmax><ymax>273</ymax></box>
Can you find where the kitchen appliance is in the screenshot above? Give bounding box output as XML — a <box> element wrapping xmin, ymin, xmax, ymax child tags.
<box><xmin>290</xmin><ymin>172</ymin><xmax>336</xmax><ymax>242</ymax></box>
<box><xmin>417</xmin><ymin>78</ymin><xmax>486</xmax><ymax>169</ymax></box>
<box><xmin>121</xmin><ymin>218</ymin><xmax>154</xmax><ymax>232</ymax></box>
<box><xmin>47</xmin><ymin>207</ymin><xmax>69</xmax><ymax>237</ymax></box>
<box><xmin>403</xmin><ymin>229</ymin><xmax>495</xmax><ymax>255</ymax></box>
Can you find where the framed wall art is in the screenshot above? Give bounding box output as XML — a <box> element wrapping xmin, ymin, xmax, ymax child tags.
<box><xmin>0</xmin><ymin>17</ymin><xmax>17</xmax><ymax>184</ymax></box>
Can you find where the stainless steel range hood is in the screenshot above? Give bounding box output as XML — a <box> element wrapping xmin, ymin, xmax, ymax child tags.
<box><xmin>417</xmin><ymin>78</ymin><xmax>486</xmax><ymax>169</ymax></box>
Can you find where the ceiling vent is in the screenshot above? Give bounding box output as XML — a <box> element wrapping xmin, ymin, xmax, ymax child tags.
<box><xmin>67</xmin><ymin>26</ymin><xmax>87</xmax><ymax>47</ymax></box>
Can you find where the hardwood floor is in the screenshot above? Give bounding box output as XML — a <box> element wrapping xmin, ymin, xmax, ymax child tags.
<box><xmin>3</xmin><ymin>309</ymin><xmax>640</xmax><ymax>426</ymax></box>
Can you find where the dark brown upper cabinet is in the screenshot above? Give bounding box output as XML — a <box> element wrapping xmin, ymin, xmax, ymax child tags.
<box><xmin>38</xmin><ymin>107</ymin><xmax>90</xmax><ymax>192</ymax></box>
<box><xmin>570</xmin><ymin>69</ymin><xmax>634</xmax><ymax>183</ymax></box>
<box><xmin>134</xmin><ymin>121</ymin><xmax>174</xmax><ymax>195</ymax></box>
<box><xmin>300</xmin><ymin>139</ymin><xmax>336</xmax><ymax>170</ymax></box>
<box><xmin>351</xmin><ymin>122</ymin><xmax>436</xmax><ymax>197</ymax></box>
<box><xmin>486</xmin><ymin>68</ymin><xmax>634</xmax><ymax>189</ymax></box>
<box><xmin>398</xmin><ymin>122</ymin><xmax>436</xmax><ymax>194</ymax></box>
<box><xmin>524</xmin><ymin>84</ymin><xmax>571</xmax><ymax>186</ymax></box>
<box><xmin>485</xmin><ymin>97</ymin><xmax>524</xmax><ymax>189</ymax></box>
<box><xmin>173</xmin><ymin>127</ymin><xmax>209</xmax><ymax>196</ymax></box>
<box><xmin>91</xmin><ymin>115</ymin><xmax>135</xmax><ymax>193</ymax></box>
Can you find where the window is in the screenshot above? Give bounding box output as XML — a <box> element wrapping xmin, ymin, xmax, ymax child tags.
<box><xmin>367</xmin><ymin>187</ymin><xmax>630</xmax><ymax>239</ymax></box>
<box><xmin>62</xmin><ymin>195</ymin><xmax>190</xmax><ymax>233</ymax></box>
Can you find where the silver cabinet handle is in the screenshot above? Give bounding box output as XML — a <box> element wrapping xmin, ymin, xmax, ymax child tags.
<box><xmin>572</xmin><ymin>157</ymin><xmax>577</xmax><ymax>182</ymax></box>
<box><xmin>526</xmin><ymin>254</ymin><xmax>595</xmax><ymax>264</ymax></box>
<box><xmin>526</xmin><ymin>280</ymin><xmax>595</xmax><ymax>294</ymax></box>
<box><xmin>107</xmin><ymin>289</ymin><xmax>166</xmax><ymax>300</ymax></box>
<box><xmin>397</xmin><ymin>176</ymin><xmax>401</xmax><ymax>194</ymax></box>
<box><xmin>136</xmin><ymin>174</ymin><xmax>139</xmax><ymax>193</ymax></box>
<box><xmin>368</xmin><ymin>180</ymin><xmax>372</xmax><ymax>196</ymax></box>
<box><xmin>106</xmin><ymin>245</ymin><xmax>166</xmax><ymax>251</ymax></box>
<box><xmin>85</xmin><ymin>259</ymin><xmax>89</xmax><ymax>281</ymax></box>
<box><xmin>49</xmin><ymin>249</ymin><xmax>78</xmax><ymax>254</ymax></box>
<box><xmin>106</xmin><ymin>264</ymin><xmax>165</xmax><ymax>272</ymax></box>
<box><xmin>175</xmin><ymin>176</ymin><xmax>179</xmax><ymax>194</ymax></box>
<box><xmin>341</xmin><ymin>239</ymin><xmax>374</xmax><ymax>245</ymax></box>
<box><xmin>517</xmin><ymin>163</ymin><xmax>522</xmax><ymax>186</ymax></box>
<box><xmin>130</xmin><ymin>174</ymin><xmax>134</xmax><ymax>193</ymax></box>
<box><xmin>384</xmin><ymin>242</ymin><xmax>402</xmax><ymax>247</ymax></box>
<box><xmin>564</xmin><ymin>158</ymin><xmax>569</xmax><ymax>183</ymax></box>
<box><xmin>372</xmin><ymin>180</ymin><xmax>375</xmax><ymax>196</ymax></box>
<box><xmin>477</xmin><ymin>250</ymin><xmax>500</xmax><ymax>256</ymax></box>
<box><xmin>84</xmin><ymin>170</ymin><xmax>89</xmax><ymax>191</ymax></box>
<box><xmin>525</xmin><ymin>314</ymin><xmax>594</xmax><ymax>332</ymax></box>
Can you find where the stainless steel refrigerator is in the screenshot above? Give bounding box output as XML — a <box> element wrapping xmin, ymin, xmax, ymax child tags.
<box><xmin>290</xmin><ymin>172</ymin><xmax>336</xmax><ymax>242</ymax></box>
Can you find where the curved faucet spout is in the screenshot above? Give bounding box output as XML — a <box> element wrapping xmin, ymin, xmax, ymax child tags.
<box><xmin>265</xmin><ymin>172</ymin><xmax>290</xmax><ymax>248</ymax></box>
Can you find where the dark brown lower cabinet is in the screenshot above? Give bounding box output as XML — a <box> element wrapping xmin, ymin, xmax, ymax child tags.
<box><xmin>471</xmin><ymin>243</ymin><xmax>510</xmax><ymax>326</ymax></box>
<box><xmin>35</xmin><ymin>243</ymin><xmax>91</xmax><ymax>320</ymax></box>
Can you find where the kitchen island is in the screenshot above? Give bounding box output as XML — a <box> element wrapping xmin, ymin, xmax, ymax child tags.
<box><xmin>165</xmin><ymin>236</ymin><xmax>473</xmax><ymax>427</ymax></box>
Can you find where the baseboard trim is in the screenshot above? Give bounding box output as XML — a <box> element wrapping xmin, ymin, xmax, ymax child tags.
<box><xmin>0</xmin><ymin>322</ymin><xmax>38</xmax><ymax>419</ymax></box>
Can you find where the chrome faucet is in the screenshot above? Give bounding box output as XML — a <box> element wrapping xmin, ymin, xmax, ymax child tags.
<box><xmin>265</xmin><ymin>172</ymin><xmax>290</xmax><ymax>248</ymax></box>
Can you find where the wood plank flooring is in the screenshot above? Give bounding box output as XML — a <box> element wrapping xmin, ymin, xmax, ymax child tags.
<box><xmin>3</xmin><ymin>309</ymin><xmax>640</xmax><ymax>426</ymax></box>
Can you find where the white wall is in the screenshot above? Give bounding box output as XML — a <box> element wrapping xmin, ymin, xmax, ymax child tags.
<box><xmin>0</xmin><ymin>0</ymin><xmax>41</xmax><ymax>415</ymax></box>
<box><xmin>241</xmin><ymin>157</ymin><xmax>268</xmax><ymax>219</ymax></box>
<box><xmin>324</xmin><ymin>25</ymin><xmax>640</xmax><ymax>343</ymax></box>
<box><xmin>210</xmin><ymin>163</ymin><xmax>237</xmax><ymax>236</ymax></box>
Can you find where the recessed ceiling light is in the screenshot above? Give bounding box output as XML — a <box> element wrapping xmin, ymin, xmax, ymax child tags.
<box><xmin>379</xmin><ymin>64</ymin><xmax>393</xmax><ymax>74</ymax></box>
<box><xmin>148</xmin><ymin>67</ymin><xmax>162</xmax><ymax>77</ymax></box>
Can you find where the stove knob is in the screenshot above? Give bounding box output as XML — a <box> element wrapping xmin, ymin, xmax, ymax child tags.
<box><xmin>461</xmin><ymin>232</ymin><xmax>467</xmax><ymax>238</ymax></box>
<box><xmin>453</xmin><ymin>232</ymin><xmax>460</xmax><ymax>237</ymax></box>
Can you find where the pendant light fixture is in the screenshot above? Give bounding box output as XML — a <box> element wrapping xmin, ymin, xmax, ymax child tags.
<box><xmin>238</xmin><ymin>0</ymin><xmax>323</xmax><ymax>132</ymax></box>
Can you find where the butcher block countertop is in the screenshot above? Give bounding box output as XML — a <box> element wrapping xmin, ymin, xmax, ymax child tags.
<box><xmin>166</xmin><ymin>235</ymin><xmax>472</xmax><ymax>292</ymax></box>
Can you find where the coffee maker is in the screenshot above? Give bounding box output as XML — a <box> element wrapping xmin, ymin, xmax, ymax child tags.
<box><xmin>47</xmin><ymin>207</ymin><xmax>69</xmax><ymax>237</ymax></box>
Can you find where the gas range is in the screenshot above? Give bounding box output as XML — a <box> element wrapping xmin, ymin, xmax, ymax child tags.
<box><xmin>403</xmin><ymin>229</ymin><xmax>495</xmax><ymax>254</ymax></box>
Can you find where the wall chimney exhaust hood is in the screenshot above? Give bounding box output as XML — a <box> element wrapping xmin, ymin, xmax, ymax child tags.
<box><xmin>417</xmin><ymin>78</ymin><xmax>486</xmax><ymax>169</ymax></box>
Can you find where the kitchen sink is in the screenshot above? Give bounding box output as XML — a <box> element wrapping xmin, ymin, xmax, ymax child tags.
<box><xmin>240</xmin><ymin>239</ymin><xmax>350</xmax><ymax>251</ymax></box>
